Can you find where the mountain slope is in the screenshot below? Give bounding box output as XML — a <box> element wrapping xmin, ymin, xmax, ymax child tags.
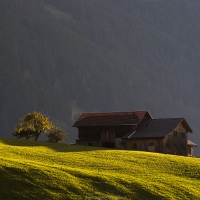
<box><xmin>0</xmin><ymin>138</ymin><xmax>200</xmax><ymax>199</ymax></box>
<box><xmin>0</xmin><ymin>0</ymin><xmax>200</xmax><ymax>150</ymax></box>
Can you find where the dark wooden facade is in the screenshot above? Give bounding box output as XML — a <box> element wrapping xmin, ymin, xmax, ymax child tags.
<box><xmin>76</xmin><ymin>125</ymin><xmax>136</xmax><ymax>148</ymax></box>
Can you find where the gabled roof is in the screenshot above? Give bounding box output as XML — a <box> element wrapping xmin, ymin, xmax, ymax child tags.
<box><xmin>73</xmin><ymin>111</ymin><xmax>151</xmax><ymax>127</ymax></box>
<box><xmin>122</xmin><ymin>118</ymin><xmax>192</xmax><ymax>139</ymax></box>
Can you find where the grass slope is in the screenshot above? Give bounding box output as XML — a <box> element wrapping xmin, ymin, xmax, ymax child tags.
<box><xmin>0</xmin><ymin>138</ymin><xmax>200</xmax><ymax>200</ymax></box>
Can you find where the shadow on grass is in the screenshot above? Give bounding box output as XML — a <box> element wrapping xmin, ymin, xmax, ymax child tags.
<box><xmin>0</xmin><ymin>165</ymin><xmax>82</xmax><ymax>200</ymax></box>
<box><xmin>0</xmin><ymin>166</ymin><xmax>55</xmax><ymax>200</ymax></box>
<box><xmin>0</xmin><ymin>137</ymin><xmax>107</xmax><ymax>153</ymax></box>
<box><xmin>68</xmin><ymin>171</ymin><xmax>163</xmax><ymax>200</ymax></box>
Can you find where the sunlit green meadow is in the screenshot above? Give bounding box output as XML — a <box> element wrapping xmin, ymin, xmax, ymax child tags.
<box><xmin>0</xmin><ymin>138</ymin><xmax>200</xmax><ymax>199</ymax></box>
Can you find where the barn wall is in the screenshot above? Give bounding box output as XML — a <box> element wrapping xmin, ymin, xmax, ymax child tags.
<box><xmin>162</xmin><ymin>123</ymin><xmax>188</xmax><ymax>156</ymax></box>
<box><xmin>125</xmin><ymin>139</ymin><xmax>161</xmax><ymax>152</ymax></box>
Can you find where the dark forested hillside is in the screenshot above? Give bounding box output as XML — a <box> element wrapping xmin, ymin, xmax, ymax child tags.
<box><xmin>1</xmin><ymin>0</ymin><xmax>200</xmax><ymax>151</ymax></box>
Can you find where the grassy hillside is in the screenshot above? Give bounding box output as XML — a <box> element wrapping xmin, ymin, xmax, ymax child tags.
<box><xmin>0</xmin><ymin>138</ymin><xmax>200</xmax><ymax>199</ymax></box>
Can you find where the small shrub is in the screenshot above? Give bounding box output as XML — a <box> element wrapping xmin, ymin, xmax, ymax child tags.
<box><xmin>46</xmin><ymin>127</ymin><xmax>67</xmax><ymax>143</ymax></box>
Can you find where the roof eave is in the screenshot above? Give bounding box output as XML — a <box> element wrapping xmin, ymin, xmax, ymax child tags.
<box><xmin>122</xmin><ymin>136</ymin><xmax>165</xmax><ymax>140</ymax></box>
<box><xmin>181</xmin><ymin>119</ymin><xmax>193</xmax><ymax>133</ymax></box>
<box><xmin>73</xmin><ymin>123</ymin><xmax>137</xmax><ymax>127</ymax></box>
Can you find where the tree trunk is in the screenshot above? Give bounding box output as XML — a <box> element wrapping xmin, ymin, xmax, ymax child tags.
<box><xmin>34</xmin><ymin>132</ymin><xmax>41</xmax><ymax>141</ymax></box>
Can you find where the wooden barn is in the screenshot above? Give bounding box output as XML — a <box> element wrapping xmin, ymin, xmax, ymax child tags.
<box><xmin>73</xmin><ymin>111</ymin><xmax>197</xmax><ymax>156</ymax></box>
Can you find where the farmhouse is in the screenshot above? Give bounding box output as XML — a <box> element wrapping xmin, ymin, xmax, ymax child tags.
<box><xmin>73</xmin><ymin>111</ymin><xmax>197</xmax><ymax>156</ymax></box>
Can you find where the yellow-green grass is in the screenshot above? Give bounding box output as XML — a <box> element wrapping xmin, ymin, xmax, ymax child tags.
<box><xmin>0</xmin><ymin>138</ymin><xmax>200</xmax><ymax>200</ymax></box>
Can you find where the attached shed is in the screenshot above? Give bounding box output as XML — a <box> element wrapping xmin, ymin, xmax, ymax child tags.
<box><xmin>187</xmin><ymin>140</ymin><xmax>198</xmax><ymax>156</ymax></box>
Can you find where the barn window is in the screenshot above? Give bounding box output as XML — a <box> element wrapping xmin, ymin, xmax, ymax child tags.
<box><xmin>181</xmin><ymin>132</ymin><xmax>185</xmax><ymax>138</ymax></box>
<box><xmin>149</xmin><ymin>142</ymin><xmax>154</xmax><ymax>146</ymax></box>
<box><xmin>101</xmin><ymin>131</ymin><xmax>115</xmax><ymax>142</ymax></box>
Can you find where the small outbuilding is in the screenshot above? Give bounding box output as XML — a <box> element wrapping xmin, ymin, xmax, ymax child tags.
<box><xmin>187</xmin><ymin>140</ymin><xmax>198</xmax><ymax>156</ymax></box>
